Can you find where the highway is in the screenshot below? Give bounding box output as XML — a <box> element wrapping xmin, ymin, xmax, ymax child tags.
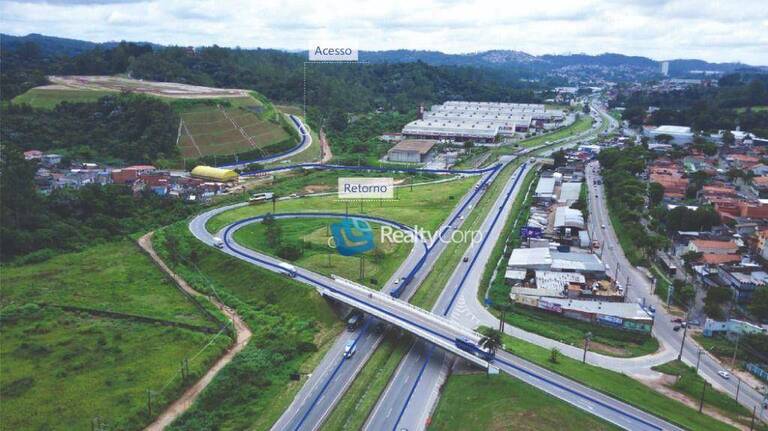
<box><xmin>365</xmin><ymin>98</ymin><xmax>616</xmax><ymax>431</ymax></box>
<box><xmin>585</xmin><ymin>159</ymin><xmax>768</xmax><ymax>419</ymax></box>
<box><xmin>191</xmin><ymin>161</ymin><xmax>684</xmax><ymax>431</ymax></box>
<box><xmin>189</xmin><ymin>165</ymin><xmax>503</xmax><ymax>431</ymax></box>
<box><xmin>189</xmin><ymin>101</ymin><xmax>684</xmax><ymax>431</ymax></box>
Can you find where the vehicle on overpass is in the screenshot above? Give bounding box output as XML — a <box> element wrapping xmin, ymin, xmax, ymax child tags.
<box><xmin>455</xmin><ymin>337</ymin><xmax>494</xmax><ymax>361</ymax></box>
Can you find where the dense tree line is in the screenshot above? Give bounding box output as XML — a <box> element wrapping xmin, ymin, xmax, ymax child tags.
<box><xmin>1</xmin><ymin>94</ymin><xmax>178</xmax><ymax>164</ymax></box>
<box><xmin>615</xmin><ymin>73</ymin><xmax>768</xmax><ymax>135</ymax></box>
<box><xmin>0</xmin><ymin>145</ymin><xmax>196</xmax><ymax>261</ymax></box>
<box><xmin>598</xmin><ymin>146</ymin><xmax>667</xmax><ymax>263</ymax></box>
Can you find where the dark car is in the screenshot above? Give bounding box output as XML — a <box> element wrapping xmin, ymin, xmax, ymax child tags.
<box><xmin>463</xmin><ymin>256</ymin><xmax>469</xmax><ymax>262</ymax></box>
<box><xmin>673</xmin><ymin>325</ymin><xmax>681</xmax><ymax>332</ymax></box>
<box><xmin>671</xmin><ymin>318</ymin><xmax>683</xmax><ymax>323</ymax></box>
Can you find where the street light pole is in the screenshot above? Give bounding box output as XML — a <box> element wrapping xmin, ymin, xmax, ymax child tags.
<box><xmin>695</xmin><ymin>348</ymin><xmax>703</xmax><ymax>373</ymax></box>
<box><xmin>678</xmin><ymin>319</ymin><xmax>689</xmax><ymax>361</ymax></box>
<box><xmin>699</xmin><ymin>383</ymin><xmax>708</xmax><ymax>412</ymax></box>
<box><xmin>732</xmin><ymin>332</ymin><xmax>741</xmax><ymax>371</ymax></box>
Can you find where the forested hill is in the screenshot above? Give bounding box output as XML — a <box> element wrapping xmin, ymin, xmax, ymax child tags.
<box><xmin>1</xmin><ymin>34</ymin><xmax>539</xmax><ymax>124</ymax></box>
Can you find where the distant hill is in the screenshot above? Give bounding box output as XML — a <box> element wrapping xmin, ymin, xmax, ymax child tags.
<box><xmin>361</xmin><ymin>49</ymin><xmax>766</xmax><ymax>80</ymax></box>
<box><xmin>1</xmin><ymin>33</ymin><xmax>161</xmax><ymax>57</ymax></box>
<box><xmin>3</xmin><ymin>33</ymin><xmax>765</xmax><ymax>81</ymax></box>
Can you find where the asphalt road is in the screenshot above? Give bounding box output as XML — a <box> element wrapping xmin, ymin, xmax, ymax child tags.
<box><xmin>585</xmin><ymin>160</ymin><xmax>768</xmax><ymax>418</ymax></box>
<box><xmin>188</xmin><ymin>166</ymin><xmax>502</xmax><ymax>431</ymax></box>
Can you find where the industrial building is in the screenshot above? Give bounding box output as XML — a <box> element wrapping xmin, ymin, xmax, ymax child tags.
<box><xmin>647</xmin><ymin>125</ymin><xmax>694</xmax><ymax>145</ymax></box>
<box><xmin>191</xmin><ymin>165</ymin><xmax>239</xmax><ymax>182</ymax></box>
<box><xmin>401</xmin><ymin>101</ymin><xmax>565</xmax><ymax>143</ymax></box>
<box><xmin>386</xmin><ymin>139</ymin><xmax>437</xmax><ymax>163</ymax></box>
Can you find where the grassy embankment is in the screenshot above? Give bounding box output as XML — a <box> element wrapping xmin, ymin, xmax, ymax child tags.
<box><xmin>494</xmin><ymin>114</ymin><xmax>594</xmax><ymax>156</ymax></box>
<box><xmin>429</xmin><ymin>372</ymin><xmax>621</xmax><ymax>431</ymax></box>
<box><xmin>0</xmin><ymin>241</ymin><xmax>230</xmax><ymax>430</ymax></box>
<box><xmin>11</xmin><ymin>88</ymin><xmax>115</xmax><ymax>109</ymax></box>
<box><xmin>497</xmin><ymin>332</ymin><xmax>748</xmax><ymax>431</ymax></box>
<box><xmin>151</xmin><ymin>221</ymin><xmax>344</xmax><ymax>430</ymax></box>
<box><xmin>233</xmin><ymin>218</ymin><xmax>411</xmax><ymax>290</ymax></box>
<box><xmin>207</xmin><ymin>175</ymin><xmax>477</xmax><ymax>234</ymax></box>
<box><xmin>652</xmin><ymin>360</ymin><xmax>756</xmax><ymax>428</ymax></box>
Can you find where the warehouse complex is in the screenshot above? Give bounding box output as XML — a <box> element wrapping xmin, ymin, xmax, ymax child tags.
<box><xmin>386</xmin><ymin>139</ymin><xmax>437</xmax><ymax>163</ymax></box>
<box><xmin>401</xmin><ymin>101</ymin><xmax>566</xmax><ymax>143</ymax></box>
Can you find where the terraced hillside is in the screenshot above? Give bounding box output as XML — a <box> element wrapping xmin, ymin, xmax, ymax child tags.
<box><xmin>177</xmin><ymin>97</ymin><xmax>292</xmax><ymax>159</ymax></box>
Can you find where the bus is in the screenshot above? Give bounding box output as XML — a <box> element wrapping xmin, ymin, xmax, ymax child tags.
<box><xmin>249</xmin><ymin>192</ymin><xmax>274</xmax><ymax>204</ymax></box>
<box><xmin>454</xmin><ymin>337</ymin><xmax>494</xmax><ymax>361</ymax></box>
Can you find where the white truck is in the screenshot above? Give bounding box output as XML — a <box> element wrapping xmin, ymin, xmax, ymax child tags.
<box><xmin>278</xmin><ymin>262</ymin><xmax>297</xmax><ymax>277</ymax></box>
<box><xmin>212</xmin><ymin>237</ymin><xmax>224</xmax><ymax>249</ymax></box>
<box><xmin>249</xmin><ymin>192</ymin><xmax>274</xmax><ymax>204</ymax></box>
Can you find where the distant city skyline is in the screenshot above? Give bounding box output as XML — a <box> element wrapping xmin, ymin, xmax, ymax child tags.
<box><xmin>1</xmin><ymin>0</ymin><xmax>767</xmax><ymax>65</ymax></box>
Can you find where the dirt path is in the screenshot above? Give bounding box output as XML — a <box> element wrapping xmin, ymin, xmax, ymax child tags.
<box><xmin>320</xmin><ymin>129</ymin><xmax>333</xmax><ymax>163</ymax></box>
<box><xmin>138</xmin><ymin>232</ymin><xmax>252</xmax><ymax>431</ymax></box>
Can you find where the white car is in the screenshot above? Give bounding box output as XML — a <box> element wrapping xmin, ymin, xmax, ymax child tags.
<box><xmin>344</xmin><ymin>340</ymin><xmax>357</xmax><ymax>358</ymax></box>
<box><xmin>601</xmin><ymin>224</ymin><xmax>606</xmax><ymax>229</ymax></box>
<box><xmin>718</xmin><ymin>370</ymin><xmax>730</xmax><ymax>379</ymax></box>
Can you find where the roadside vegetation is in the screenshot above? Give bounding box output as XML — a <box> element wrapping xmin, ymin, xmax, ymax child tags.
<box><xmin>495</xmin><ymin>331</ymin><xmax>748</xmax><ymax>431</ymax></box>
<box><xmin>492</xmin><ymin>114</ymin><xmax>594</xmax><ymax>157</ymax></box>
<box><xmin>0</xmin><ymin>240</ymin><xmax>230</xmax><ymax>430</ymax></box>
<box><xmin>652</xmin><ymin>360</ymin><xmax>756</xmax><ymax>428</ymax></box>
<box><xmin>429</xmin><ymin>372</ymin><xmax>621</xmax><ymax>431</ymax></box>
<box><xmin>151</xmin><ymin>221</ymin><xmax>344</xmax><ymax>430</ymax></box>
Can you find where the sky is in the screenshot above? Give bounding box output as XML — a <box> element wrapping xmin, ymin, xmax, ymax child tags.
<box><xmin>1</xmin><ymin>0</ymin><xmax>767</xmax><ymax>65</ymax></box>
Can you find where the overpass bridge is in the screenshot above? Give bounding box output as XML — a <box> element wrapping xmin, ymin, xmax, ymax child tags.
<box><xmin>214</xmin><ymin>215</ymin><xmax>681</xmax><ymax>431</ymax></box>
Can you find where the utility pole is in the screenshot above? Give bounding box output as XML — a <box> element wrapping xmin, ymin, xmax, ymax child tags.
<box><xmin>359</xmin><ymin>256</ymin><xmax>365</xmax><ymax>279</ymax></box>
<box><xmin>696</xmin><ymin>348</ymin><xmax>703</xmax><ymax>373</ymax></box>
<box><xmin>736</xmin><ymin>377</ymin><xmax>742</xmax><ymax>402</ymax></box>
<box><xmin>667</xmin><ymin>283</ymin><xmax>674</xmax><ymax>308</ymax></box>
<box><xmin>147</xmin><ymin>389</ymin><xmax>152</xmax><ymax>417</ymax></box>
<box><xmin>678</xmin><ymin>317</ymin><xmax>689</xmax><ymax>361</ymax></box>
<box><xmin>583</xmin><ymin>332</ymin><xmax>593</xmax><ymax>364</ymax></box>
<box><xmin>698</xmin><ymin>382</ymin><xmax>708</xmax><ymax>413</ymax></box>
<box><xmin>732</xmin><ymin>332</ymin><xmax>741</xmax><ymax>371</ymax></box>
<box><xmin>750</xmin><ymin>406</ymin><xmax>757</xmax><ymax>431</ymax></box>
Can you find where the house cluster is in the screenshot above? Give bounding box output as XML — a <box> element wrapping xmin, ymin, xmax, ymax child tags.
<box><xmin>25</xmin><ymin>150</ymin><xmax>235</xmax><ymax>201</ymax></box>
<box><xmin>508</xmin><ymin>160</ymin><xmax>653</xmax><ymax>333</ymax></box>
<box><xmin>650</xmin><ymin>145</ymin><xmax>768</xmax><ymax>306</ymax></box>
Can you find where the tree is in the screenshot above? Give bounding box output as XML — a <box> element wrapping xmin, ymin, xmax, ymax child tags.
<box><xmin>263</xmin><ymin>213</ymin><xmax>282</xmax><ymax>249</ymax></box>
<box><xmin>649</xmin><ymin>182</ymin><xmax>664</xmax><ymax>207</ymax></box>
<box><xmin>478</xmin><ymin>327</ymin><xmax>503</xmax><ymax>357</ymax></box>
<box><xmin>654</xmin><ymin>134</ymin><xmax>674</xmax><ymax>145</ymax></box>
<box><xmin>749</xmin><ymin>287</ymin><xmax>768</xmax><ymax>321</ymax></box>
<box><xmin>552</xmin><ymin>149</ymin><xmax>567</xmax><ymax>167</ymax></box>
<box><xmin>549</xmin><ymin>347</ymin><xmax>561</xmax><ymax>364</ymax></box>
<box><xmin>721</xmin><ymin>130</ymin><xmax>735</xmax><ymax>148</ymax></box>
<box><xmin>463</xmin><ymin>140</ymin><xmax>475</xmax><ymax>154</ymax></box>
<box><xmin>704</xmin><ymin>286</ymin><xmax>732</xmax><ymax>319</ymax></box>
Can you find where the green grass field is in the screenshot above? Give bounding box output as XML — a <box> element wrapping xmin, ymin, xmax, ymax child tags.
<box><xmin>429</xmin><ymin>372</ymin><xmax>621</xmax><ymax>431</ymax></box>
<box><xmin>0</xmin><ymin>240</ymin><xmax>230</xmax><ymax>430</ymax></box>
<box><xmin>11</xmin><ymin>88</ymin><xmax>115</xmax><ymax>109</ymax></box>
<box><xmin>152</xmin><ymin>222</ymin><xmax>344</xmax><ymax>430</ymax></box>
<box><xmin>497</xmin><ymin>332</ymin><xmax>742</xmax><ymax>431</ymax></box>
<box><xmin>1</xmin><ymin>240</ymin><xmax>215</xmax><ymax>326</ymax></box>
<box><xmin>232</xmin><ymin>218</ymin><xmax>412</xmax><ymax>290</ymax></box>
<box><xmin>652</xmin><ymin>360</ymin><xmax>754</xmax><ymax>426</ymax></box>
<box><xmin>207</xmin><ymin>176</ymin><xmax>477</xmax><ymax>234</ymax></box>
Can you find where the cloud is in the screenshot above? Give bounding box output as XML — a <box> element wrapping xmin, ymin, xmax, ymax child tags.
<box><xmin>1</xmin><ymin>0</ymin><xmax>766</xmax><ymax>64</ymax></box>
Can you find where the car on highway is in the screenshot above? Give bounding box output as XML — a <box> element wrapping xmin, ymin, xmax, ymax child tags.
<box><xmin>344</xmin><ymin>340</ymin><xmax>357</xmax><ymax>358</ymax></box>
<box><xmin>718</xmin><ymin>370</ymin><xmax>730</xmax><ymax>379</ymax></box>
<box><xmin>346</xmin><ymin>313</ymin><xmax>363</xmax><ymax>331</ymax></box>
<box><xmin>601</xmin><ymin>224</ymin><xmax>606</xmax><ymax>229</ymax></box>
<box><xmin>463</xmin><ymin>256</ymin><xmax>469</xmax><ymax>262</ymax></box>
<box><xmin>673</xmin><ymin>325</ymin><xmax>681</xmax><ymax>332</ymax></box>
<box><xmin>671</xmin><ymin>318</ymin><xmax>683</xmax><ymax>323</ymax></box>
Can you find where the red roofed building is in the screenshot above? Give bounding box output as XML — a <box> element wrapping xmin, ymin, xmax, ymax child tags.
<box><xmin>700</xmin><ymin>254</ymin><xmax>742</xmax><ymax>265</ymax></box>
<box><xmin>689</xmin><ymin>239</ymin><xmax>739</xmax><ymax>255</ymax></box>
<box><xmin>24</xmin><ymin>150</ymin><xmax>43</xmax><ymax>160</ymax></box>
<box><xmin>727</xmin><ymin>154</ymin><xmax>761</xmax><ymax>170</ymax></box>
